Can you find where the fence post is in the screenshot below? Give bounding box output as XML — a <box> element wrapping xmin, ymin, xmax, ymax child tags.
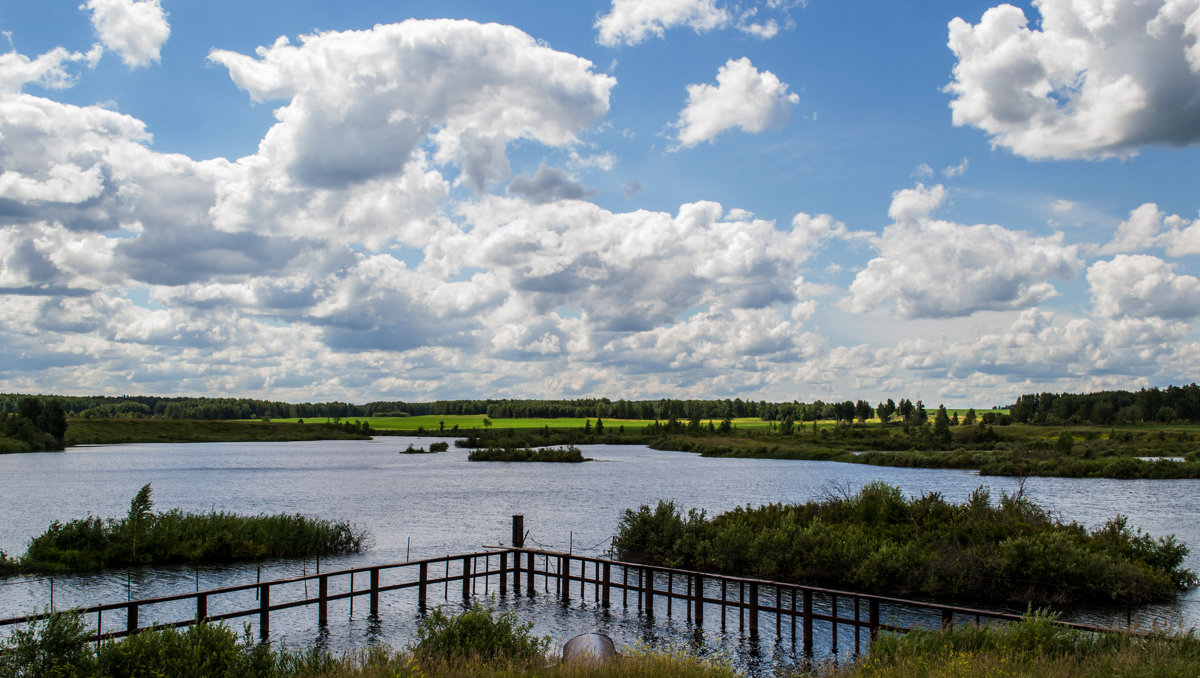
<box><xmin>418</xmin><ymin>562</ymin><xmax>428</xmax><ymax>612</ymax></box>
<box><xmin>667</xmin><ymin>572</ymin><xmax>673</xmax><ymax>617</ymax></box>
<box><xmin>644</xmin><ymin>568</ymin><xmax>654</xmax><ymax>616</ymax></box>
<box><xmin>802</xmin><ymin>589</ymin><xmax>813</xmax><ymax>656</ymax></box>
<box><xmin>560</xmin><ymin>556</ymin><xmax>570</xmax><ymax>603</ymax></box>
<box><xmin>831</xmin><ymin>593</ymin><xmax>839</xmax><ymax>655</ymax></box>
<box><xmin>748</xmin><ymin>582</ymin><xmax>759</xmax><ymax>639</ymax></box>
<box><xmin>513</xmin><ymin>550</ymin><xmax>521</xmax><ymax>595</ymax></box>
<box><xmin>775</xmin><ymin>586</ymin><xmax>781</xmax><ymax>636</ymax></box>
<box><xmin>126</xmin><ymin>603</ymin><xmax>138</xmax><ymax>636</ymax></box>
<box><xmin>526</xmin><ymin>552</ymin><xmax>535</xmax><ymax>597</ymax></box>
<box><xmin>370</xmin><ymin>567</ymin><xmax>380</xmax><ymax>617</ymax></box>
<box><xmin>602</xmin><ymin>562</ymin><xmax>611</xmax><ymax>607</ymax></box>
<box><xmin>512</xmin><ymin>515</ymin><xmax>524</xmax><ymax>548</ymax></box>
<box><xmin>868</xmin><ymin>598</ymin><xmax>880</xmax><ymax>641</ymax></box>
<box><xmin>462</xmin><ymin>557</ymin><xmax>471</xmax><ymax>600</ymax></box>
<box><xmin>941</xmin><ymin>607</ymin><xmax>953</xmax><ymax>629</ymax></box>
<box><xmin>694</xmin><ymin>574</ymin><xmax>704</xmax><ymax>627</ymax></box>
<box><xmin>500</xmin><ymin>552</ymin><xmax>508</xmax><ymax>596</ymax></box>
<box><xmin>318</xmin><ymin>575</ymin><xmax>328</xmax><ymax>626</ymax></box>
<box><xmin>259</xmin><ymin>584</ymin><xmax>270</xmax><ymax>641</ymax></box>
<box><xmin>196</xmin><ymin>593</ymin><xmax>207</xmax><ymax>622</ymax></box>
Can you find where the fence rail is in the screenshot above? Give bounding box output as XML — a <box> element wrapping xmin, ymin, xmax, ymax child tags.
<box><xmin>0</xmin><ymin>516</ymin><xmax>1131</xmax><ymax>657</ymax></box>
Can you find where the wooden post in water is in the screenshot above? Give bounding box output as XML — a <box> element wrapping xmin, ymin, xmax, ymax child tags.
<box><xmin>802</xmin><ymin>589</ymin><xmax>813</xmax><ymax>656</ymax></box>
<box><xmin>868</xmin><ymin>598</ymin><xmax>880</xmax><ymax>641</ymax></box>
<box><xmin>462</xmin><ymin>557</ymin><xmax>471</xmax><ymax>600</ymax></box>
<box><xmin>831</xmin><ymin>593</ymin><xmax>839</xmax><ymax>655</ymax></box>
<box><xmin>418</xmin><ymin>562</ymin><xmax>428</xmax><ymax>612</ymax></box>
<box><xmin>693</xmin><ymin>574</ymin><xmax>704</xmax><ymax>627</ymax></box>
<box><xmin>526</xmin><ymin>552</ymin><xmax>535</xmax><ymax>596</ymax></box>
<box><xmin>720</xmin><ymin>580</ymin><xmax>727</xmax><ymax>630</ymax></box>
<box><xmin>500</xmin><ymin>552</ymin><xmax>508</xmax><ymax>596</ymax></box>
<box><xmin>318</xmin><ymin>575</ymin><xmax>329</xmax><ymax>626</ymax></box>
<box><xmin>370</xmin><ymin>567</ymin><xmax>380</xmax><ymax>617</ymax></box>
<box><xmin>196</xmin><ymin>593</ymin><xmax>207</xmax><ymax>622</ymax></box>
<box><xmin>259</xmin><ymin>584</ymin><xmax>270</xmax><ymax>641</ymax></box>
<box><xmin>559</xmin><ymin>556</ymin><xmax>569</xmax><ymax>602</ymax></box>
<box><xmin>126</xmin><ymin>603</ymin><xmax>138</xmax><ymax>636</ymax></box>
<box><xmin>941</xmin><ymin>607</ymin><xmax>953</xmax><ymax>629</ymax></box>
<box><xmin>748</xmin><ymin>582</ymin><xmax>759</xmax><ymax>639</ymax></box>
<box><xmin>602</xmin><ymin>562</ymin><xmax>611</xmax><ymax>607</ymax></box>
<box><xmin>644</xmin><ymin>568</ymin><xmax>654</xmax><ymax>616</ymax></box>
<box><xmin>775</xmin><ymin>587</ymin><xmax>781</xmax><ymax>636</ymax></box>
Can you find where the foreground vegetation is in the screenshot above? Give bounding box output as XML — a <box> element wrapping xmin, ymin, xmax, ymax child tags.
<box><xmin>614</xmin><ymin>482</ymin><xmax>1195</xmax><ymax>607</ymax></box>
<box><xmin>5</xmin><ymin>605</ymin><xmax>1198</xmax><ymax>678</ymax></box>
<box><xmin>0</xmin><ymin>604</ymin><xmax>737</xmax><ymax>678</ymax></box>
<box><xmin>825</xmin><ymin>611</ymin><xmax>1200</xmax><ymax>678</ymax></box>
<box><xmin>64</xmin><ymin>418</ymin><xmax>371</xmax><ymax>446</ymax></box>
<box><xmin>467</xmin><ymin>446</ymin><xmax>589</xmax><ymax>462</ymax></box>
<box><xmin>0</xmin><ymin>485</ymin><xmax>367</xmax><ymax>576</ymax></box>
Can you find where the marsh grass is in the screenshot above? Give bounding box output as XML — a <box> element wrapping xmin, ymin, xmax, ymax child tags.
<box><xmin>467</xmin><ymin>446</ymin><xmax>589</xmax><ymax>462</ymax></box>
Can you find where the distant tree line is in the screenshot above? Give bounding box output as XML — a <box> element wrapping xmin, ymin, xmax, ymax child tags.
<box><xmin>1009</xmin><ymin>384</ymin><xmax>1200</xmax><ymax>425</ymax></box>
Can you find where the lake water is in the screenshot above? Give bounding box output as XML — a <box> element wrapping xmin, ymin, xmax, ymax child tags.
<box><xmin>2</xmin><ymin>438</ymin><xmax>1198</xmax><ymax>674</ymax></box>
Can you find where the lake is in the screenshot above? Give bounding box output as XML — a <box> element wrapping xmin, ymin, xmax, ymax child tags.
<box><xmin>2</xmin><ymin>438</ymin><xmax>1197</xmax><ymax>674</ymax></box>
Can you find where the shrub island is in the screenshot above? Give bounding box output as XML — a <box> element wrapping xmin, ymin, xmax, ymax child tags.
<box><xmin>614</xmin><ymin>482</ymin><xmax>1195</xmax><ymax>608</ymax></box>
<box><xmin>467</xmin><ymin>445</ymin><xmax>589</xmax><ymax>462</ymax></box>
<box><xmin>0</xmin><ymin>484</ymin><xmax>368</xmax><ymax>576</ymax></box>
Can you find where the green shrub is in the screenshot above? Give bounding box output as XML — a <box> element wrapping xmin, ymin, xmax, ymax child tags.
<box><xmin>413</xmin><ymin>602</ymin><xmax>549</xmax><ymax>662</ymax></box>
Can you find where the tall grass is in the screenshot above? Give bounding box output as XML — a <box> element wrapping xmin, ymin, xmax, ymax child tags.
<box><xmin>614</xmin><ymin>482</ymin><xmax>1195</xmax><ymax>607</ymax></box>
<box><xmin>7</xmin><ymin>484</ymin><xmax>367</xmax><ymax>575</ymax></box>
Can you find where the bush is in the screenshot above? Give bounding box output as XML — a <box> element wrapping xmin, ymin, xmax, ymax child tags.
<box><xmin>413</xmin><ymin>602</ymin><xmax>549</xmax><ymax>662</ymax></box>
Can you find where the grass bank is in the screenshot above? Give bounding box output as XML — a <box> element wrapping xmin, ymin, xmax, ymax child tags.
<box><xmin>65</xmin><ymin>418</ymin><xmax>371</xmax><ymax>445</ymax></box>
<box><xmin>614</xmin><ymin>482</ymin><xmax>1195</xmax><ymax>608</ymax></box>
<box><xmin>0</xmin><ymin>484</ymin><xmax>367</xmax><ymax>576</ymax></box>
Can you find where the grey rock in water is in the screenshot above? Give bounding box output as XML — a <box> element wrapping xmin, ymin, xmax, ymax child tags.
<box><xmin>562</xmin><ymin>632</ymin><xmax>618</xmax><ymax>662</ymax></box>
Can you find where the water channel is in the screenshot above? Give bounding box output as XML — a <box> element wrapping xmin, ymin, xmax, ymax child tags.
<box><xmin>1</xmin><ymin>437</ymin><xmax>1197</xmax><ymax>674</ymax></box>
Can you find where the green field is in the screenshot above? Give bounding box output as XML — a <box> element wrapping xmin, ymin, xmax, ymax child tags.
<box><xmin>258</xmin><ymin>415</ymin><xmax>839</xmax><ymax>431</ymax></box>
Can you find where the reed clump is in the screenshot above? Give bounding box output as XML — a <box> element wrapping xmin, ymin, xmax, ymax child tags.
<box><xmin>3</xmin><ymin>484</ymin><xmax>368</xmax><ymax>575</ymax></box>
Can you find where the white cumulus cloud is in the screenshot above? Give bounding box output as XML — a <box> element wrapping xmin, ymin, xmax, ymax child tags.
<box><xmin>82</xmin><ymin>0</ymin><xmax>170</xmax><ymax>68</ymax></box>
<box><xmin>846</xmin><ymin>184</ymin><xmax>1082</xmax><ymax>318</ymax></box>
<box><xmin>946</xmin><ymin>0</ymin><xmax>1200</xmax><ymax>159</ymax></box>
<box><xmin>675</xmin><ymin>57</ymin><xmax>799</xmax><ymax>147</ymax></box>
<box><xmin>1088</xmin><ymin>254</ymin><xmax>1200</xmax><ymax>318</ymax></box>
<box><xmin>596</xmin><ymin>0</ymin><xmax>731</xmax><ymax>46</ymax></box>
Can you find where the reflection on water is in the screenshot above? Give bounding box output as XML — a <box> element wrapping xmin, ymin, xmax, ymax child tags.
<box><xmin>1</xmin><ymin>438</ymin><xmax>1198</xmax><ymax>675</ymax></box>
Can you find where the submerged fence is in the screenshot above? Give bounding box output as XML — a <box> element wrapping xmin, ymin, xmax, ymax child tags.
<box><xmin>0</xmin><ymin>515</ymin><xmax>1122</xmax><ymax>656</ymax></box>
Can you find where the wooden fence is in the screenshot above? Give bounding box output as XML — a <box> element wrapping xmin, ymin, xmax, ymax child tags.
<box><xmin>0</xmin><ymin>516</ymin><xmax>1123</xmax><ymax>656</ymax></box>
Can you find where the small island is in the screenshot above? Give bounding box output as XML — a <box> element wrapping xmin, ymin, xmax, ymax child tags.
<box><xmin>0</xmin><ymin>484</ymin><xmax>368</xmax><ymax>576</ymax></box>
<box><xmin>467</xmin><ymin>445</ymin><xmax>589</xmax><ymax>462</ymax></box>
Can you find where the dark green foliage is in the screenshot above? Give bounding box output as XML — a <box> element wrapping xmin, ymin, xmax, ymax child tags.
<box><xmin>64</xmin><ymin>418</ymin><xmax>370</xmax><ymax>446</ymax></box>
<box><xmin>429</xmin><ymin>441</ymin><xmax>450</xmax><ymax>452</ymax></box>
<box><xmin>614</xmin><ymin>482</ymin><xmax>1195</xmax><ymax>607</ymax></box>
<box><xmin>467</xmin><ymin>446</ymin><xmax>588</xmax><ymax>462</ymax></box>
<box><xmin>413</xmin><ymin>602</ymin><xmax>549</xmax><ymax>662</ymax></box>
<box><xmin>0</xmin><ymin>397</ymin><xmax>67</xmax><ymax>453</ymax></box>
<box><xmin>0</xmin><ymin>611</ymin><xmax>278</xmax><ymax>678</ymax></box>
<box><xmin>9</xmin><ymin>485</ymin><xmax>367</xmax><ymax>574</ymax></box>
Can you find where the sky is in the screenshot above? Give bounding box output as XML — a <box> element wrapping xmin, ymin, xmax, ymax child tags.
<box><xmin>1</xmin><ymin>0</ymin><xmax>1199</xmax><ymax>407</ymax></box>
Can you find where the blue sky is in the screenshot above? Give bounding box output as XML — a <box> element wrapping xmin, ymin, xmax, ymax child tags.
<box><xmin>2</xmin><ymin>0</ymin><xmax>1199</xmax><ymax>406</ymax></box>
